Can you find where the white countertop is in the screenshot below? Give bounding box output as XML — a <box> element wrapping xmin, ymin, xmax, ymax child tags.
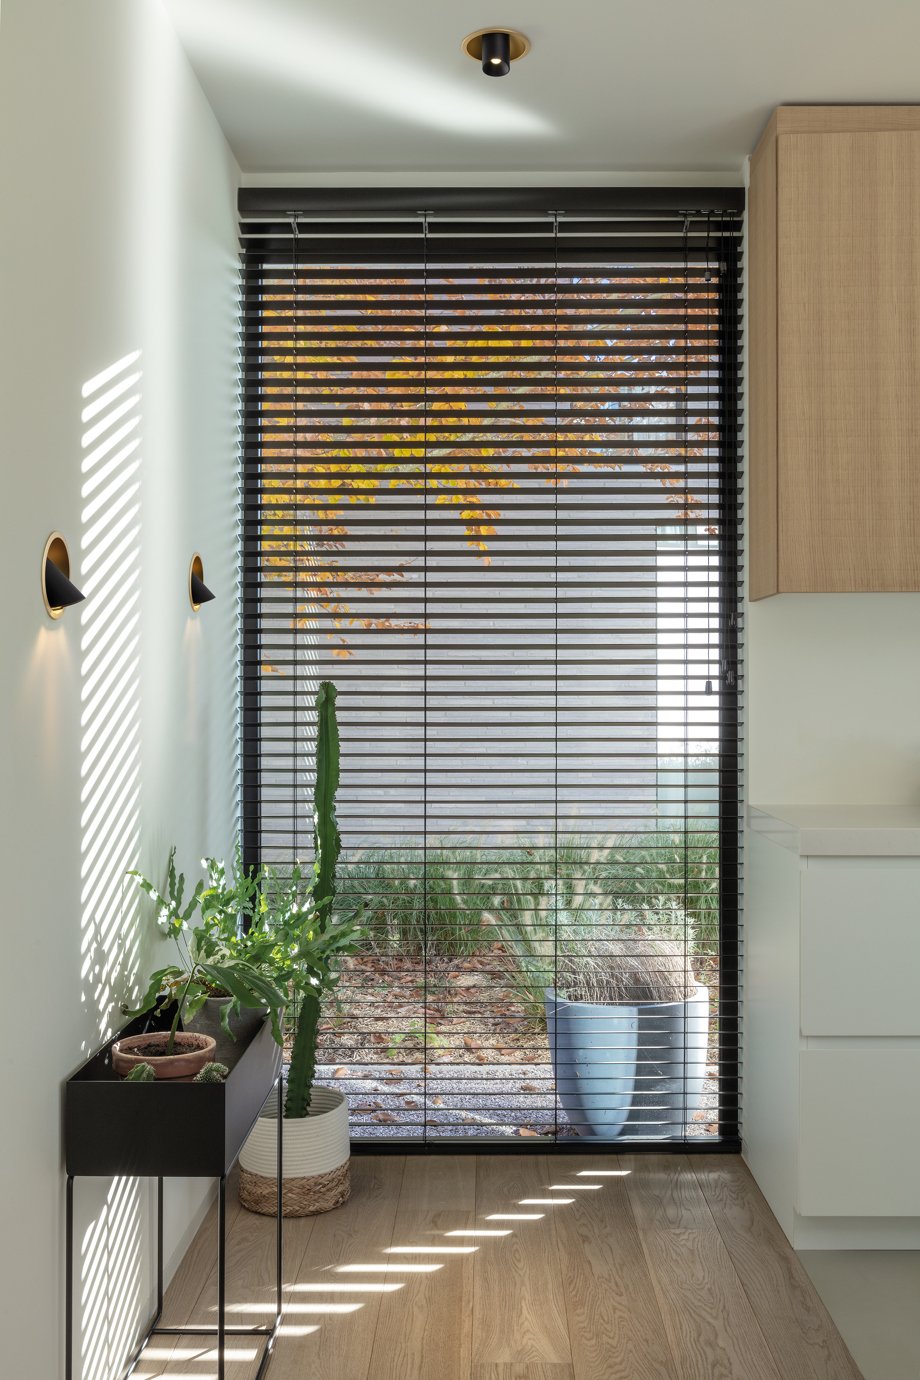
<box><xmin>748</xmin><ymin>804</ymin><xmax>920</xmax><ymax>856</ymax></box>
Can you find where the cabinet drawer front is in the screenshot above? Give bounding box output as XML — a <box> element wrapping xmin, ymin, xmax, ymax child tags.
<box><xmin>801</xmin><ymin>862</ymin><xmax>920</xmax><ymax>1035</ymax></box>
<box><xmin>799</xmin><ymin>1050</ymin><xmax>920</xmax><ymax>1216</ymax></box>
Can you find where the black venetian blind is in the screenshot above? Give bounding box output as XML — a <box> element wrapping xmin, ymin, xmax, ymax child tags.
<box><xmin>241</xmin><ymin>190</ymin><xmax>742</xmax><ymax>1147</ymax></box>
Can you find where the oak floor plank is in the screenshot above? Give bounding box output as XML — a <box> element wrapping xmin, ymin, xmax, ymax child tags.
<box><xmin>368</xmin><ymin>1154</ymin><xmax>476</xmax><ymax>1380</ymax></box>
<box><xmin>137</xmin><ymin>1154</ymin><xmax>865</xmax><ymax>1380</ymax></box>
<box><xmin>159</xmin><ymin>1188</ymin><xmax>314</xmax><ymax>1379</ymax></box>
<box><xmin>545</xmin><ymin>1155</ymin><xmax>676</xmax><ymax>1380</ymax></box>
<box><xmin>692</xmin><ymin>1157</ymin><xmax>863</xmax><ymax>1380</ymax></box>
<box><xmin>619</xmin><ymin>1154</ymin><xmax>713</xmax><ymax>1232</ymax></box>
<box><xmin>472</xmin><ymin>1155</ymin><xmax>572</xmax><ymax>1368</ymax></box>
<box><xmin>625</xmin><ymin>1155</ymin><xmax>783</xmax><ymax>1380</ymax></box>
<box><xmin>269</xmin><ymin>1154</ymin><xmax>406</xmax><ymax>1380</ymax></box>
<box><xmin>133</xmin><ymin>1173</ymin><xmax>249</xmax><ymax>1379</ymax></box>
<box><xmin>159</xmin><ymin>1175</ymin><xmax>245</xmax><ymax>1327</ymax></box>
<box><xmin>472</xmin><ymin>1366</ymin><xmax>576</xmax><ymax>1379</ymax></box>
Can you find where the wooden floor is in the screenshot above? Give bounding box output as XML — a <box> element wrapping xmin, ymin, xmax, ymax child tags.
<box><xmin>135</xmin><ymin>1154</ymin><xmax>863</xmax><ymax>1380</ymax></box>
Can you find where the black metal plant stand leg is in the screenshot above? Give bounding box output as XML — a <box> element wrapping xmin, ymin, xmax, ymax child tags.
<box><xmin>65</xmin><ymin>1074</ymin><xmax>284</xmax><ymax>1380</ymax></box>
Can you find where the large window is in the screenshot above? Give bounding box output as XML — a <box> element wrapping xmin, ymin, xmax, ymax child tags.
<box><xmin>241</xmin><ymin>192</ymin><xmax>742</xmax><ymax>1147</ymax></box>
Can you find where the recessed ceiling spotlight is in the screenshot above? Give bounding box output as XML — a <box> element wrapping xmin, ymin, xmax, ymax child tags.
<box><xmin>461</xmin><ymin>28</ymin><xmax>530</xmax><ymax>78</ymax></box>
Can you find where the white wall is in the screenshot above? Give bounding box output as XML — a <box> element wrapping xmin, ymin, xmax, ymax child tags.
<box><xmin>746</xmin><ymin>595</ymin><xmax>920</xmax><ymax>805</ymax></box>
<box><xmin>0</xmin><ymin>2</ymin><xmax>240</xmax><ymax>1376</ymax></box>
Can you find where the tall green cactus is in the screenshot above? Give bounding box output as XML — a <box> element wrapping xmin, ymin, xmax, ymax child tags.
<box><xmin>284</xmin><ymin>681</ymin><xmax>341</xmax><ymax>1119</ymax></box>
<box><xmin>312</xmin><ymin>680</ymin><xmax>341</xmax><ymax>919</ymax></box>
<box><xmin>284</xmin><ymin>990</ymin><xmax>320</xmax><ymax>1119</ymax></box>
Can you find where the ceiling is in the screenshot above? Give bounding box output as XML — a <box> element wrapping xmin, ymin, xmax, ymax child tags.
<box><xmin>165</xmin><ymin>0</ymin><xmax>920</xmax><ymax>179</ymax></box>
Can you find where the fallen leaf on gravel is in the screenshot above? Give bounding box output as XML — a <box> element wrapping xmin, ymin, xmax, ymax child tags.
<box><xmin>332</xmin><ymin>1067</ymin><xmax>350</xmax><ymax>1079</ymax></box>
<box><xmin>372</xmin><ymin>1111</ymin><xmax>398</xmax><ymax>1123</ymax></box>
<box><xmin>403</xmin><ymin>1098</ymin><xmax>420</xmax><ymax>1109</ymax></box>
<box><xmin>354</xmin><ymin>1102</ymin><xmax>382</xmax><ymax>1113</ymax></box>
<box><xmin>431</xmin><ymin>1096</ymin><xmax>444</xmax><ymax>1106</ymax></box>
<box><xmin>520</xmin><ymin>1083</ymin><xmax>540</xmax><ymax>1092</ymax></box>
<box><xmin>474</xmin><ymin>1052</ymin><xmax>489</xmax><ymax>1063</ymax></box>
<box><xmin>518</xmin><ymin>1128</ymin><xmax>542</xmax><ymax>1137</ymax></box>
<box><xmin>463</xmin><ymin>1036</ymin><xmax>481</xmax><ymax>1050</ymax></box>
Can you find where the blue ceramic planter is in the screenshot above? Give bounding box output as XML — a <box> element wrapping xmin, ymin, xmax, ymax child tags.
<box><xmin>545</xmin><ymin>984</ymin><xmax>710</xmax><ymax>1139</ymax></box>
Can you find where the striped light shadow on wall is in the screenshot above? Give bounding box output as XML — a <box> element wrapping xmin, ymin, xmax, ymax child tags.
<box><xmin>76</xmin><ymin>349</ymin><xmax>146</xmax><ymax>1380</ymax></box>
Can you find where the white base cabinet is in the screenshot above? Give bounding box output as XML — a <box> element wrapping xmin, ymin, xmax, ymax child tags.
<box><xmin>745</xmin><ymin>805</ymin><xmax>920</xmax><ymax>1248</ymax></box>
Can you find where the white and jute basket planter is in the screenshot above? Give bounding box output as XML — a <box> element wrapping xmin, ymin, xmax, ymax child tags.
<box><xmin>239</xmin><ymin>1086</ymin><xmax>350</xmax><ymax>1217</ymax></box>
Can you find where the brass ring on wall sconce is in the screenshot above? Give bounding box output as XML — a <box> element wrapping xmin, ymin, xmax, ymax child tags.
<box><xmin>188</xmin><ymin>553</ymin><xmax>216</xmax><ymax>611</ymax></box>
<box><xmin>42</xmin><ymin>532</ymin><xmax>85</xmax><ymax>619</ymax></box>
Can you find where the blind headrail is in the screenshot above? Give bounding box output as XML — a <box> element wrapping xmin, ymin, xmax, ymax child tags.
<box><xmin>238</xmin><ymin>186</ymin><xmax>745</xmax><ymax>219</ymax></box>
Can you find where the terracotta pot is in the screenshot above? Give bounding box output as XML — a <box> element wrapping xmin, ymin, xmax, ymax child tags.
<box><xmin>111</xmin><ymin>1031</ymin><xmax>217</xmax><ymax>1080</ymax></box>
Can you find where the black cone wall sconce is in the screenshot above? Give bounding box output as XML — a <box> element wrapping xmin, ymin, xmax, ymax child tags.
<box><xmin>42</xmin><ymin>533</ymin><xmax>85</xmax><ymax>619</ymax></box>
<box><xmin>462</xmin><ymin>27</ymin><xmax>530</xmax><ymax>76</ymax></box>
<box><xmin>188</xmin><ymin>553</ymin><xmax>215</xmax><ymax>611</ymax></box>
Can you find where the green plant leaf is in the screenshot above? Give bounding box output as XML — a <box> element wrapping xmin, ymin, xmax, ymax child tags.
<box><xmin>122</xmin><ymin>965</ymin><xmax>184</xmax><ymax>1019</ymax></box>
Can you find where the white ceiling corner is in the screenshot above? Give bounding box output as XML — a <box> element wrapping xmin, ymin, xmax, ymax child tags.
<box><xmin>164</xmin><ymin>0</ymin><xmax>920</xmax><ymax>180</ymax></box>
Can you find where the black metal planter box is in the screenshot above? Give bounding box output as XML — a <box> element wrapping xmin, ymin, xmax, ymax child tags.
<box><xmin>64</xmin><ymin>1015</ymin><xmax>284</xmax><ymax>1380</ymax></box>
<box><xmin>65</xmin><ymin>1013</ymin><xmax>282</xmax><ymax>1178</ymax></box>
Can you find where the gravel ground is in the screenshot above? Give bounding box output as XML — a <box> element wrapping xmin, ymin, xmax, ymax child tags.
<box><xmin>314</xmin><ymin>1060</ymin><xmax>721</xmax><ymax>1141</ymax></box>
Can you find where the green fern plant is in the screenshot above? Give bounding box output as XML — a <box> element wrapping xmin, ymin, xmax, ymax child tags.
<box><xmin>125</xmin><ymin>850</ymin><xmax>287</xmax><ymax>1054</ymax></box>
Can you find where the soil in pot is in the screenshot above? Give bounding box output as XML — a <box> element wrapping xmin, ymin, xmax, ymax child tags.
<box><xmin>111</xmin><ymin>1031</ymin><xmax>216</xmax><ymax>1080</ymax></box>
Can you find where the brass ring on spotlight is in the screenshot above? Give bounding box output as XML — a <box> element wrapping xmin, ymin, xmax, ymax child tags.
<box><xmin>461</xmin><ymin>28</ymin><xmax>531</xmax><ymax>63</ymax></box>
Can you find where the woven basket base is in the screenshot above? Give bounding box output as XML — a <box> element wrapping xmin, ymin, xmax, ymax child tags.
<box><xmin>239</xmin><ymin>1159</ymin><xmax>351</xmax><ymax>1217</ymax></box>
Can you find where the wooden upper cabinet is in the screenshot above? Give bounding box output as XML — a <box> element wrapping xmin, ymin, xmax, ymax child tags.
<box><xmin>749</xmin><ymin>106</ymin><xmax>920</xmax><ymax>597</ymax></box>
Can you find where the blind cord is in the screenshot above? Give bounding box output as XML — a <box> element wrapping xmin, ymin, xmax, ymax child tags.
<box><xmin>422</xmin><ymin>212</ymin><xmax>429</xmax><ymax>1135</ymax></box>
<box><xmin>290</xmin><ymin>213</ymin><xmax>300</xmax><ymax>870</ymax></box>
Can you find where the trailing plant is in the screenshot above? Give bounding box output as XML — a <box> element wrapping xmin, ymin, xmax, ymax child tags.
<box><xmin>125</xmin><ymin>850</ymin><xmax>287</xmax><ymax>1055</ymax></box>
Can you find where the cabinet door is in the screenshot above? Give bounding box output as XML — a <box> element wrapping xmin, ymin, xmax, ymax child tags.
<box><xmin>777</xmin><ymin>129</ymin><xmax>920</xmax><ymax>592</ymax></box>
<box><xmin>799</xmin><ymin>1050</ymin><xmax>920</xmax><ymax>1215</ymax></box>
<box><xmin>801</xmin><ymin>861</ymin><xmax>920</xmax><ymax>1036</ymax></box>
